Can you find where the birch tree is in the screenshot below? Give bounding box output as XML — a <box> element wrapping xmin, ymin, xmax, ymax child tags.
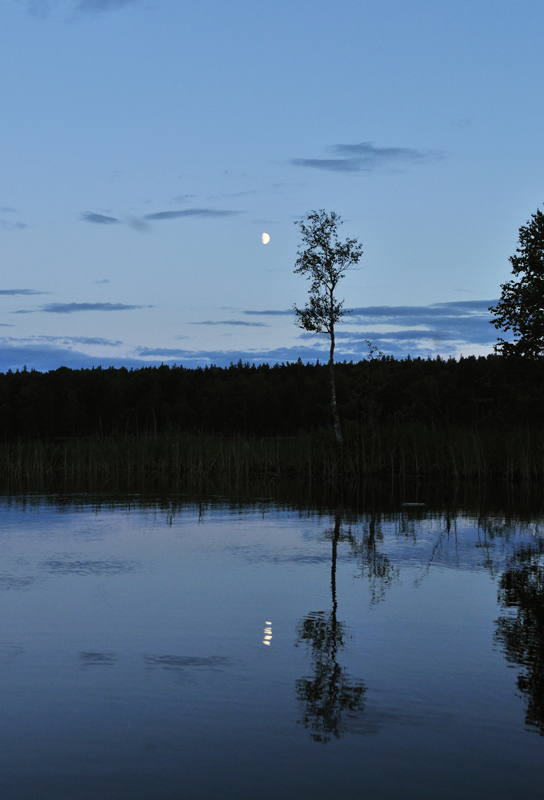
<box><xmin>293</xmin><ymin>210</ymin><xmax>363</xmax><ymax>444</ymax></box>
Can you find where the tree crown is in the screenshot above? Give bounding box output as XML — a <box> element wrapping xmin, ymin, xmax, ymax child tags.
<box><xmin>293</xmin><ymin>210</ymin><xmax>363</xmax><ymax>336</ymax></box>
<box><xmin>490</xmin><ymin>207</ymin><xmax>544</xmax><ymax>358</ymax></box>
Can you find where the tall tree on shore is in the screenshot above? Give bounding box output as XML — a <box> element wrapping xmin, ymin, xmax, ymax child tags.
<box><xmin>293</xmin><ymin>210</ymin><xmax>363</xmax><ymax>444</ymax></box>
<box><xmin>490</xmin><ymin>207</ymin><xmax>544</xmax><ymax>357</ymax></box>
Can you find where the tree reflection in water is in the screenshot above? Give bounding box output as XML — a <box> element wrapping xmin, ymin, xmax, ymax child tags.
<box><xmin>295</xmin><ymin>508</ymin><xmax>367</xmax><ymax>743</ymax></box>
<box><xmin>495</xmin><ymin>538</ymin><xmax>544</xmax><ymax>734</ymax></box>
<box><xmin>348</xmin><ymin>512</ymin><xmax>399</xmax><ymax>604</ymax></box>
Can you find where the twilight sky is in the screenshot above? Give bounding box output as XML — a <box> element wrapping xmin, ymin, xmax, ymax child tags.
<box><xmin>1</xmin><ymin>0</ymin><xmax>539</xmax><ymax>371</ymax></box>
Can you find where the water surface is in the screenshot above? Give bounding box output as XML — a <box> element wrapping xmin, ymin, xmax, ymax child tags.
<box><xmin>0</xmin><ymin>493</ymin><xmax>543</xmax><ymax>799</ymax></box>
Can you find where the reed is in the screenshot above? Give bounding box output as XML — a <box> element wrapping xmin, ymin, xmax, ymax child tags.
<box><xmin>0</xmin><ymin>423</ymin><xmax>542</xmax><ymax>487</ymax></box>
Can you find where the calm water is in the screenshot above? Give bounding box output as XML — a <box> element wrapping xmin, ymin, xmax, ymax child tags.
<box><xmin>0</xmin><ymin>493</ymin><xmax>543</xmax><ymax>799</ymax></box>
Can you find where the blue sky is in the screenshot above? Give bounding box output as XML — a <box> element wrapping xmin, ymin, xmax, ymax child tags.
<box><xmin>1</xmin><ymin>0</ymin><xmax>539</xmax><ymax>371</ymax></box>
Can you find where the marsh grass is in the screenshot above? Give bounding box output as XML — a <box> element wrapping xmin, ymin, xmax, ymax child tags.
<box><xmin>0</xmin><ymin>423</ymin><xmax>542</xmax><ymax>488</ymax></box>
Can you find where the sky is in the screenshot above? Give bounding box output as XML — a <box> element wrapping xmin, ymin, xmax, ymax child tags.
<box><xmin>1</xmin><ymin>0</ymin><xmax>541</xmax><ymax>372</ymax></box>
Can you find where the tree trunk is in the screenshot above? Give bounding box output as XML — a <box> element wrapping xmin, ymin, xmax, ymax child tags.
<box><xmin>329</xmin><ymin>327</ymin><xmax>342</xmax><ymax>445</ymax></box>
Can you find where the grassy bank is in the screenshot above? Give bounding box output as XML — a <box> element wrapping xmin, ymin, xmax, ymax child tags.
<box><xmin>0</xmin><ymin>424</ymin><xmax>542</xmax><ymax>487</ymax></box>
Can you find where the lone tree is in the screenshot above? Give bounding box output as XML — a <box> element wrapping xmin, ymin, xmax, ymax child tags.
<box><xmin>294</xmin><ymin>210</ymin><xmax>363</xmax><ymax>443</ymax></box>
<box><xmin>490</xmin><ymin>207</ymin><xmax>544</xmax><ymax>357</ymax></box>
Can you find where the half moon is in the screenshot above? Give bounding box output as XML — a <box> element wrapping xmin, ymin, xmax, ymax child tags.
<box><xmin>262</xmin><ymin>232</ymin><xmax>270</xmax><ymax>244</ymax></box>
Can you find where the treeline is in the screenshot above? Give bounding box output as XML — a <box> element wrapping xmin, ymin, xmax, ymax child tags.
<box><xmin>0</xmin><ymin>354</ymin><xmax>542</xmax><ymax>440</ymax></box>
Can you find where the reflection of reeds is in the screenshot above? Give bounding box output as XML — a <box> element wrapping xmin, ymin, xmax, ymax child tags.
<box><xmin>0</xmin><ymin>425</ymin><xmax>542</xmax><ymax>486</ymax></box>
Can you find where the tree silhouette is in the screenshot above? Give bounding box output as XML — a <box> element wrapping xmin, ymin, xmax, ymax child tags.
<box><xmin>347</xmin><ymin>512</ymin><xmax>399</xmax><ymax>604</ymax></box>
<box><xmin>293</xmin><ymin>210</ymin><xmax>363</xmax><ymax>443</ymax></box>
<box><xmin>490</xmin><ymin>206</ymin><xmax>544</xmax><ymax>357</ymax></box>
<box><xmin>495</xmin><ymin>538</ymin><xmax>544</xmax><ymax>734</ymax></box>
<box><xmin>295</xmin><ymin>509</ymin><xmax>366</xmax><ymax>742</ymax></box>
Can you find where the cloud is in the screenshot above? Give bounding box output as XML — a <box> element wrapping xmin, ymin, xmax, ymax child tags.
<box><xmin>0</xmin><ymin>289</ymin><xmax>48</xmax><ymax>296</ymax></box>
<box><xmin>93</xmin><ymin>279</ymin><xmax>111</xmax><ymax>284</ymax></box>
<box><xmin>24</xmin><ymin>0</ymin><xmax>52</xmax><ymax>18</ymax></box>
<box><xmin>15</xmin><ymin>302</ymin><xmax>149</xmax><ymax>314</ymax></box>
<box><xmin>292</xmin><ymin>157</ymin><xmax>364</xmax><ymax>173</ymax></box>
<box><xmin>0</xmin><ymin>220</ymin><xmax>28</xmax><ymax>231</ymax></box>
<box><xmin>208</xmin><ymin>190</ymin><xmax>261</xmax><ymax>200</ymax></box>
<box><xmin>238</xmin><ymin>299</ymin><xmax>503</xmax><ymax>360</ymax></box>
<box><xmin>81</xmin><ymin>212</ymin><xmax>120</xmax><ymax>225</ymax></box>
<box><xmin>126</xmin><ymin>216</ymin><xmax>150</xmax><ymax>231</ymax></box>
<box><xmin>169</xmin><ymin>194</ymin><xmax>197</xmax><ymax>204</ymax></box>
<box><xmin>143</xmin><ymin>208</ymin><xmax>242</xmax><ymax>221</ymax></box>
<box><xmin>0</xmin><ymin>342</ymin><xmax>147</xmax><ymax>372</ymax></box>
<box><xmin>0</xmin><ymin>207</ymin><xmax>17</xmax><ymax>213</ymax></box>
<box><xmin>292</xmin><ymin>141</ymin><xmax>445</xmax><ymax>174</ymax></box>
<box><xmin>21</xmin><ymin>0</ymin><xmax>142</xmax><ymax>17</ymax></box>
<box><xmin>347</xmin><ymin>299</ymin><xmax>495</xmax><ymax>328</ymax></box>
<box><xmin>75</xmin><ymin>0</ymin><xmax>142</xmax><ymax>13</ymax></box>
<box><xmin>0</xmin><ymin>298</ymin><xmax>503</xmax><ymax>373</ymax></box>
<box><xmin>305</xmin><ymin>299</ymin><xmax>503</xmax><ymax>354</ymax></box>
<box><xmin>42</xmin><ymin>302</ymin><xmax>149</xmax><ymax>313</ymax></box>
<box><xmin>34</xmin><ymin>335</ymin><xmax>122</xmax><ymax>346</ymax></box>
<box><xmin>189</xmin><ymin>320</ymin><xmax>269</xmax><ymax>327</ymax></box>
<box><xmin>243</xmin><ymin>309</ymin><xmax>294</xmax><ymax>317</ymax></box>
<box><xmin>135</xmin><ymin>347</ymin><xmax>193</xmax><ymax>358</ymax></box>
<box><xmin>352</xmin><ymin>299</ymin><xmax>493</xmax><ymax>315</ymax></box>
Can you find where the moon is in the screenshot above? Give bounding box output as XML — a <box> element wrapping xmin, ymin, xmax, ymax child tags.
<box><xmin>262</xmin><ymin>232</ymin><xmax>270</xmax><ymax>244</ymax></box>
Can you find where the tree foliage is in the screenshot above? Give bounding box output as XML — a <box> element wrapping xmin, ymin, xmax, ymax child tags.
<box><xmin>293</xmin><ymin>210</ymin><xmax>363</xmax><ymax>336</ymax></box>
<box><xmin>490</xmin><ymin>207</ymin><xmax>544</xmax><ymax>357</ymax></box>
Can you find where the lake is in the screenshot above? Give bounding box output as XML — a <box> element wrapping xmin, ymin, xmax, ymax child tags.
<box><xmin>0</xmin><ymin>489</ymin><xmax>543</xmax><ymax>799</ymax></box>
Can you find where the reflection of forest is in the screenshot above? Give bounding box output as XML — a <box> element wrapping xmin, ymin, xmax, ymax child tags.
<box><xmin>495</xmin><ymin>538</ymin><xmax>544</xmax><ymax>735</ymax></box>
<box><xmin>297</xmin><ymin>505</ymin><xmax>544</xmax><ymax>741</ymax></box>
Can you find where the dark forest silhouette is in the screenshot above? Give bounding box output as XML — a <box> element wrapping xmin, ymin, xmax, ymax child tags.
<box><xmin>1</xmin><ymin>354</ymin><xmax>543</xmax><ymax>440</ymax></box>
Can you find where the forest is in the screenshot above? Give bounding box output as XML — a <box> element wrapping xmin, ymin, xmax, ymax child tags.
<box><xmin>0</xmin><ymin>354</ymin><xmax>541</xmax><ymax>440</ymax></box>
<box><xmin>0</xmin><ymin>355</ymin><xmax>541</xmax><ymax>486</ymax></box>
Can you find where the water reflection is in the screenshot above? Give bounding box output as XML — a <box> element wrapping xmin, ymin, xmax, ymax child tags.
<box><xmin>43</xmin><ymin>557</ymin><xmax>138</xmax><ymax>577</ymax></box>
<box><xmin>296</xmin><ymin>509</ymin><xmax>366</xmax><ymax>743</ymax></box>
<box><xmin>143</xmin><ymin>655</ymin><xmax>231</xmax><ymax>671</ymax></box>
<box><xmin>2</xmin><ymin>491</ymin><xmax>544</xmax><ymax>797</ymax></box>
<box><xmin>79</xmin><ymin>651</ymin><xmax>118</xmax><ymax>668</ymax></box>
<box><xmin>346</xmin><ymin>512</ymin><xmax>399</xmax><ymax>604</ymax></box>
<box><xmin>263</xmin><ymin>621</ymin><xmax>272</xmax><ymax>646</ymax></box>
<box><xmin>495</xmin><ymin>538</ymin><xmax>544</xmax><ymax>735</ymax></box>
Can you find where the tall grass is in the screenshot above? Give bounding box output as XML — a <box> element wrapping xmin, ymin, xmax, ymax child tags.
<box><xmin>0</xmin><ymin>423</ymin><xmax>542</xmax><ymax>488</ymax></box>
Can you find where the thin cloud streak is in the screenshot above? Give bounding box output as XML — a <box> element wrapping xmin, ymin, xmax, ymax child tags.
<box><xmin>81</xmin><ymin>212</ymin><xmax>120</xmax><ymax>225</ymax></box>
<box><xmin>143</xmin><ymin>208</ymin><xmax>242</xmax><ymax>221</ymax></box>
<box><xmin>0</xmin><ymin>220</ymin><xmax>28</xmax><ymax>231</ymax></box>
<box><xmin>40</xmin><ymin>335</ymin><xmax>123</xmax><ymax>346</ymax></box>
<box><xmin>292</xmin><ymin>141</ymin><xmax>445</xmax><ymax>174</ymax></box>
<box><xmin>189</xmin><ymin>320</ymin><xmax>269</xmax><ymax>327</ymax></box>
<box><xmin>0</xmin><ymin>289</ymin><xmax>48</xmax><ymax>296</ymax></box>
<box><xmin>348</xmin><ymin>299</ymin><xmax>495</xmax><ymax>320</ymax></box>
<box><xmin>16</xmin><ymin>302</ymin><xmax>150</xmax><ymax>314</ymax></box>
<box><xmin>292</xmin><ymin>158</ymin><xmax>365</xmax><ymax>173</ymax></box>
<box><xmin>244</xmin><ymin>309</ymin><xmax>294</xmax><ymax>317</ymax></box>
<box><xmin>76</xmin><ymin>0</ymin><xmax>142</xmax><ymax>13</ymax></box>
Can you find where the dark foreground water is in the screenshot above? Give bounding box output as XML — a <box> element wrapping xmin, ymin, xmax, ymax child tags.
<box><xmin>1</xmin><ymin>491</ymin><xmax>543</xmax><ymax>799</ymax></box>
